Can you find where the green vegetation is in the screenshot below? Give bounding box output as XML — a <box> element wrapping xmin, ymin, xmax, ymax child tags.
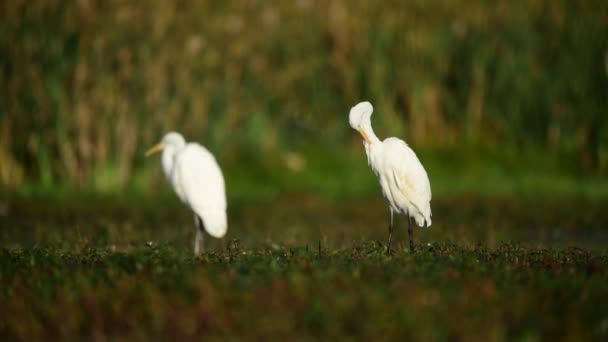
<box><xmin>10</xmin><ymin>144</ymin><xmax>608</xmax><ymax>202</ymax></box>
<box><xmin>2</xmin><ymin>243</ymin><xmax>607</xmax><ymax>340</ymax></box>
<box><xmin>2</xmin><ymin>195</ymin><xmax>608</xmax><ymax>339</ymax></box>
<box><xmin>1</xmin><ymin>0</ymin><xmax>607</xmax><ymax>191</ymax></box>
<box><xmin>2</xmin><ymin>0</ymin><xmax>608</xmax><ymax>339</ymax></box>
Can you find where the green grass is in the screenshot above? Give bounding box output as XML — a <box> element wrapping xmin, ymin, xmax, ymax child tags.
<box><xmin>10</xmin><ymin>145</ymin><xmax>608</xmax><ymax>201</ymax></box>
<box><xmin>1</xmin><ymin>193</ymin><xmax>608</xmax><ymax>339</ymax></box>
<box><xmin>1</xmin><ymin>243</ymin><xmax>607</xmax><ymax>340</ymax></box>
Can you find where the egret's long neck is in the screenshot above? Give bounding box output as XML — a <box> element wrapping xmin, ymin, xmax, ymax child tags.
<box><xmin>161</xmin><ymin>146</ymin><xmax>179</xmax><ymax>182</ymax></box>
<box><xmin>361</xmin><ymin>120</ymin><xmax>381</xmax><ymax>146</ymax></box>
<box><xmin>360</xmin><ymin>120</ymin><xmax>381</xmax><ymax>167</ymax></box>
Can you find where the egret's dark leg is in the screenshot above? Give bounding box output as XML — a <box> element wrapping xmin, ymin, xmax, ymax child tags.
<box><xmin>408</xmin><ymin>216</ymin><xmax>414</xmax><ymax>253</ymax></box>
<box><xmin>194</xmin><ymin>214</ymin><xmax>205</xmax><ymax>256</ymax></box>
<box><xmin>387</xmin><ymin>208</ymin><xmax>394</xmax><ymax>254</ymax></box>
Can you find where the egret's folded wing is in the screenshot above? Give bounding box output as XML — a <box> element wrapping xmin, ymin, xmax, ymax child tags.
<box><xmin>384</xmin><ymin>138</ymin><xmax>432</xmax><ymax>225</ymax></box>
<box><xmin>384</xmin><ymin>138</ymin><xmax>431</xmax><ymax>200</ymax></box>
<box><xmin>174</xmin><ymin>144</ymin><xmax>227</xmax><ymax>237</ymax></box>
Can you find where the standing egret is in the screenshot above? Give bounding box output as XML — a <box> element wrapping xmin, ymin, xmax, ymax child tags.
<box><xmin>146</xmin><ymin>132</ymin><xmax>227</xmax><ymax>255</ymax></box>
<box><xmin>349</xmin><ymin>101</ymin><xmax>432</xmax><ymax>253</ymax></box>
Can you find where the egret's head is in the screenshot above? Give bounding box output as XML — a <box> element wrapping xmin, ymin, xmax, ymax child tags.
<box><xmin>349</xmin><ymin>101</ymin><xmax>373</xmax><ymax>143</ymax></box>
<box><xmin>146</xmin><ymin>131</ymin><xmax>186</xmax><ymax>156</ymax></box>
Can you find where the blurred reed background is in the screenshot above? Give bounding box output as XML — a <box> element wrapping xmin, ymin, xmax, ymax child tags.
<box><xmin>1</xmin><ymin>0</ymin><xmax>607</xmax><ymax>193</ymax></box>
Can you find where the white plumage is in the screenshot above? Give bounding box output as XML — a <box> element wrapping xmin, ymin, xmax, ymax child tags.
<box><xmin>146</xmin><ymin>132</ymin><xmax>227</xmax><ymax>255</ymax></box>
<box><xmin>349</xmin><ymin>101</ymin><xmax>432</xmax><ymax>253</ymax></box>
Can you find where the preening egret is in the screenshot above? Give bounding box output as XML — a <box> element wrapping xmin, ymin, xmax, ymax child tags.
<box><xmin>349</xmin><ymin>101</ymin><xmax>432</xmax><ymax>253</ymax></box>
<box><xmin>146</xmin><ymin>132</ymin><xmax>227</xmax><ymax>255</ymax></box>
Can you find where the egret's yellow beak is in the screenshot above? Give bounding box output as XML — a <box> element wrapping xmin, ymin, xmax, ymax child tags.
<box><xmin>145</xmin><ymin>143</ymin><xmax>163</xmax><ymax>156</ymax></box>
<box><xmin>358</xmin><ymin>127</ymin><xmax>371</xmax><ymax>143</ymax></box>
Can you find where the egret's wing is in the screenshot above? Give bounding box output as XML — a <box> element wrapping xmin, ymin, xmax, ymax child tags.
<box><xmin>383</xmin><ymin>138</ymin><xmax>432</xmax><ymax>223</ymax></box>
<box><xmin>173</xmin><ymin>143</ymin><xmax>227</xmax><ymax>237</ymax></box>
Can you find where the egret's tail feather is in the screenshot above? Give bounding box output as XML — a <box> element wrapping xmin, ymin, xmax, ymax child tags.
<box><xmin>415</xmin><ymin>215</ymin><xmax>431</xmax><ymax>228</ymax></box>
<box><xmin>424</xmin><ymin>206</ymin><xmax>432</xmax><ymax>227</ymax></box>
<box><xmin>414</xmin><ymin>209</ymin><xmax>432</xmax><ymax>228</ymax></box>
<box><xmin>200</xmin><ymin>209</ymin><xmax>227</xmax><ymax>238</ymax></box>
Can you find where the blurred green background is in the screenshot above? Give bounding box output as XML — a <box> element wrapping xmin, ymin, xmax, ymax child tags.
<box><xmin>2</xmin><ymin>3</ymin><xmax>608</xmax><ymax>339</ymax></box>
<box><xmin>1</xmin><ymin>0</ymin><xmax>607</xmax><ymax>198</ymax></box>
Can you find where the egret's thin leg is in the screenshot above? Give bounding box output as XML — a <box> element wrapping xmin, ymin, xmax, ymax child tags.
<box><xmin>194</xmin><ymin>214</ymin><xmax>205</xmax><ymax>256</ymax></box>
<box><xmin>408</xmin><ymin>216</ymin><xmax>414</xmax><ymax>253</ymax></box>
<box><xmin>387</xmin><ymin>207</ymin><xmax>394</xmax><ymax>254</ymax></box>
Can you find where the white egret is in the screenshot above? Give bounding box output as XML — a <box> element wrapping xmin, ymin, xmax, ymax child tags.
<box><xmin>349</xmin><ymin>101</ymin><xmax>432</xmax><ymax>253</ymax></box>
<box><xmin>146</xmin><ymin>132</ymin><xmax>227</xmax><ymax>255</ymax></box>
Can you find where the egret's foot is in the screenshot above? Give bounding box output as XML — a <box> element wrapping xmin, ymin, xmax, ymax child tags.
<box><xmin>386</xmin><ymin>242</ymin><xmax>393</xmax><ymax>255</ymax></box>
<box><xmin>407</xmin><ymin>217</ymin><xmax>414</xmax><ymax>254</ymax></box>
<box><xmin>386</xmin><ymin>219</ymin><xmax>394</xmax><ymax>256</ymax></box>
